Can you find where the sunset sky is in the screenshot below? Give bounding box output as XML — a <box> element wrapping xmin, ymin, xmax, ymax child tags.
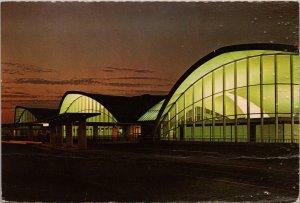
<box><xmin>1</xmin><ymin>1</ymin><xmax>299</xmax><ymax>124</ymax></box>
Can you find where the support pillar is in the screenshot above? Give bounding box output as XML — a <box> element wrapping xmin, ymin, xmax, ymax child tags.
<box><xmin>50</xmin><ymin>124</ymin><xmax>56</xmax><ymax>145</ymax></box>
<box><xmin>93</xmin><ymin>125</ymin><xmax>98</xmax><ymax>142</ymax></box>
<box><xmin>28</xmin><ymin>126</ymin><xmax>34</xmax><ymax>141</ymax></box>
<box><xmin>126</xmin><ymin>125</ymin><xmax>131</xmax><ymax>141</ymax></box>
<box><xmin>66</xmin><ymin>122</ymin><xmax>73</xmax><ymax>148</ymax></box>
<box><xmin>56</xmin><ymin>124</ymin><xmax>63</xmax><ymax>147</ymax></box>
<box><xmin>78</xmin><ymin>119</ymin><xmax>87</xmax><ymax>149</ymax></box>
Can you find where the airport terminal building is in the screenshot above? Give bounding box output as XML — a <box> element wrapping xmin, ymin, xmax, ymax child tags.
<box><xmin>156</xmin><ymin>44</ymin><xmax>299</xmax><ymax>143</ymax></box>
<box><xmin>5</xmin><ymin>43</ymin><xmax>299</xmax><ymax>146</ymax></box>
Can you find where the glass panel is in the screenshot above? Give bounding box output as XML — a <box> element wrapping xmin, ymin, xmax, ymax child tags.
<box><xmin>284</xmin><ymin>124</ymin><xmax>291</xmax><ymax>143</ymax></box>
<box><xmin>170</xmin><ymin>104</ymin><xmax>176</xmax><ymax>120</ymax></box>
<box><xmin>263</xmin><ymin>85</ymin><xmax>275</xmax><ymax>113</ymax></box>
<box><xmin>293</xmin><ymin>124</ymin><xmax>299</xmax><ymax>142</ymax></box>
<box><xmin>185</xmin><ymin>126</ymin><xmax>192</xmax><ymax>140</ymax></box>
<box><xmin>293</xmin><ymin>55</ymin><xmax>299</xmax><ymax>84</ymax></box>
<box><xmin>178</xmin><ymin>110</ymin><xmax>184</xmax><ymax>126</ymax></box>
<box><xmin>268</xmin><ymin>124</ymin><xmax>275</xmax><ymax>142</ymax></box>
<box><xmin>249</xmin><ymin>85</ymin><xmax>260</xmax><ymax>115</ymax></box>
<box><xmin>214</xmin><ymin>68</ymin><xmax>223</xmax><ymax>94</ymax></box>
<box><xmin>237</xmin><ymin>125</ymin><xmax>247</xmax><ymax>142</ymax></box>
<box><xmin>170</xmin><ymin>117</ymin><xmax>176</xmax><ymax>130</ymax></box>
<box><xmin>249</xmin><ymin>56</ymin><xmax>260</xmax><ymax>85</ymax></box>
<box><xmin>185</xmin><ymin>86</ymin><xmax>193</xmax><ymax>107</ymax></box>
<box><xmin>214</xmin><ymin>126</ymin><xmax>223</xmax><ymax>141</ymax></box>
<box><xmin>225</xmin><ymin>90</ymin><xmax>235</xmax><ymax>116</ymax></box>
<box><xmin>204</xmin><ymin>96</ymin><xmax>213</xmax><ymax>119</ymax></box>
<box><xmin>225</xmin><ymin>125</ymin><xmax>233</xmax><ymax>142</ymax></box>
<box><xmin>277</xmin><ymin>55</ymin><xmax>290</xmax><ymax>84</ymax></box>
<box><xmin>293</xmin><ymin>85</ymin><xmax>299</xmax><ymax>113</ymax></box>
<box><xmin>194</xmin><ymin>79</ymin><xmax>202</xmax><ymax>102</ymax></box>
<box><xmin>236</xmin><ymin>59</ymin><xmax>247</xmax><ymax>88</ymax></box>
<box><xmin>225</xmin><ymin>63</ymin><xmax>234</xmax><ymax>90</ymax></box>
<box><xmin>263</xmin><ymin>55</ymin><xmax>275</xmax><ymax>84</ymax></box>
<box><xmin>186</xmin><ymin>105</ymin><xmax>193</xmax><ymax>124</ymax></box>
<box><xmin>214</xmin><ymin>93</ymin><xmax>223</xmax><ymax>120</ymax></box>
<box><xmin>263</xmin><ymin>123</ymin><xmax>276</xmax><ymax>142</ymax></box>
<box><xmin>236</xmin><ymin>87</ymin><xmax>247</xmax><ymax>115</ymax></box>
<box><xmin>194</xmin><ymin>126</ymin><xmax>202</xmax><ymax>140</ymax></box>
<box><xmin>177</xmin><ymin>94</ymin><xmax>185</xmax><ymax>113</ymax></box>
<box><xmin>278</xmin><ymin>85</ymin><xmax>291</xmax><ymax>114</ymax></box>
<box><xmin>195</xmin><ymin>100</ymin><xmax>202</xmax><ymax>123</ymax></box>
<box><xmin>176</xmin><ymin>127</ymin><xmax>180</xmax><ymax>140</ymax></box>
<box><xmin>278</xmin><ymin>124</ymin><xmax>284</xmax><ymax>142</ymax></box>
<box><xmin>204</xmin><ymin>73</ymin><xmax>212</xmax><ymax>97</ymax></box>
<box><xmin>203</xmin><ymin>126</ymin><xmax>211</xmax><ymax>141</ymax></box>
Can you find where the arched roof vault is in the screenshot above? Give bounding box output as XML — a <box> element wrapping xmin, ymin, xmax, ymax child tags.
<box><xmin>14</xmin><ymin>106</ymin><xmax>58</xmax><ymax>124</ymax></box>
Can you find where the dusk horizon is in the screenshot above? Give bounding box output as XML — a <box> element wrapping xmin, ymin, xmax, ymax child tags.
<box><xmin>2</xmin><ymin>1</ymin><xmax>299</xmax><ymax>124</ymax></box>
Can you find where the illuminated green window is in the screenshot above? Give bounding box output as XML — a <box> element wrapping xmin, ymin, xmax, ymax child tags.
<box><xmin>225</xmin><ymin>63</ymin><xmax>234</xmax><ymax>90</ymax></box>
<box><xmin>236</xmin><ymin>60</ymin><xmax>247</xmax><ymax>87</ymax></box>
<box><xmin>204</xmin><ymin>73</ymin><xmax>212</xmax><ymax>97</ymax></box>
<box><xmin>262</xmin><ymin>55</ymin><xmax>275</xmax><ymax>84</ymax></box>
<box><xmin>177</xmin><ymin>94</ymin><xmax>185</xmax><ymax>113</ymax></box>
<box><xmin>185</xmin><ymin>86</ymin><xmax>193</xmax><ymax>107</ymax></box>
<box><xmin>236</xmin><ymin>87</ymin><xmax>247</xmax><ymax>116</ymax></box>
<box><xmin>293</xmin><ymin>55</ymin><xmax>299</xmax><ymax>84</ymax></box>
<box><xmin>214</xmin><ymin>92</ymin><xmax>223</xmax><ymax>118</ymax></box>
<box><xmin>249</xmin><ymin>86</ymin><xmax>261</xmax><ymax>116</ymax></box>
<box><xmin>194</xmin><ymin>100</ymin><xmax>202</xmax><ymax>122</ymax></box>
<box><xmin>293</xmin><ymin>85</ymin><xmax>299</xmax><ymax>113</ymax></box>
<box><xmin>278</xmin><ymin>85</ymin><xmax>291</xmax><ymax>114</ymax></box>
<box><xmin>277</xmin><ymin>55</ymin><xmax>290</xmax><ymax>83</ymax></box>
<box><xmin>225</xmin><ymin>90</ymin><xmax>235</xmax><ymax>116</ymax></box>
<box><xmin>249</xmin><ymin>57</ymin><xmax>260</xmax><ymax>86</ymax></box>
<box><xmin>170</xmin><ymin>104</ymin><xmax>176</xmax><ymax>120</ymax></box>
<box><xmin>186</xmin><ymin>105</ymin><xmax>193</xmax><ymax>124</ymax></box>
<box><xmin>194</xmin><ymin>79</ymin><xmax>202</xmax><ymax>102</ymax></box>
<box><xmin>263</xmin><ymin>85</ymin><xmax>275</xmax><ymax>113</ymax></box>
<box><xmin>214</xmin><ymin>68</ymin><xmax>223</xmax><ymax>94</ymax></box>
<box><xmin>204</xmin><ymin>96</ymin><xmax>213</xmax><ymax>119</ymax></box>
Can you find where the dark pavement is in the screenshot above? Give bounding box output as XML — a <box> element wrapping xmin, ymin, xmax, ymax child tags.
<box><xmin>2</xmin><ymin>142</ymin><xmax>299</xmax><ymax>202</ymax></box>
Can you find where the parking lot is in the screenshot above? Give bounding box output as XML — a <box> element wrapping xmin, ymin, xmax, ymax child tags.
<box><xmin>2</xmin><ymin>142</ymin><xmax>299</xmax><ymax>202</ymax></box>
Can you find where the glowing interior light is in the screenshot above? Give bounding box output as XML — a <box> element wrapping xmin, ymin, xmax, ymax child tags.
<box><xmin>225</xmin><ymin>92</ymin><xmax>269</xmax><ymax>118</ymax></box>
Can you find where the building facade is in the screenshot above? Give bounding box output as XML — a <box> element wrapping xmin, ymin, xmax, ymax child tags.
<box><xmin>58</xmin><ymin>91</ymin><xmax>165</xmax><ymax>142</ymax></box>
<box><xmin>156</xmin><ymin>44</ymin><xmax>299</xmax><ymax>143</ymax></box>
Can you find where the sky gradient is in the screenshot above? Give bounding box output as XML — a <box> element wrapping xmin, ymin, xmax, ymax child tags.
<box><xmin>1</xmin><ymin>1</ymin><xmax>299</xmax><ymax>124</ymax></box>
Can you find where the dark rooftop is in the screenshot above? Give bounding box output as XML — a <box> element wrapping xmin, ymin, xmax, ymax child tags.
<box><xmin>15</xmin><ymin>106</ymin><xmax>59</xmax><ymax>122</ymax></box>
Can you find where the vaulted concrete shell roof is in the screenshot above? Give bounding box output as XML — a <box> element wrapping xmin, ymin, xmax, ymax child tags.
<box><xmin>59</xmin><ymin>91</ymin><xmax>166</xmax><ymax>123</ymax></box>
<box><xmin>14</xmin><ymin>106</ymin><xmax>58</xmax><ymax>123</ymax></box>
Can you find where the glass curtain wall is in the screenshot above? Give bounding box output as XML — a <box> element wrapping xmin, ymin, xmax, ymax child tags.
<box><xmin>160</xmin><ymin>53</ymin><xmax>299</xmax><ymax>143</ymax></box>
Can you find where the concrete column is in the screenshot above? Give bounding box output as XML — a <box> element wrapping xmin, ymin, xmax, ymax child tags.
<box><xmin>56</xmin><ymin>124</ymin><xmax>63</xmax><ymax>147</ymax></box>
<box><xmin>10</xmin><ymin>129</ymin><xmax>15</xmax><ymax>136</ymax></box>
<box><xmin>78</xmin><ymin>119</ymin><xmax>87</xmax><ymax>149</ymax></box>
<box><xmin>65</xmin><ymin>122</ymin><xmax>73</xmax><ymax>148</ymax></box>
<box><xmin>126</xmin><ymin>125</ymin><xmax>131</xmax><ymax>141</ymax></box>
<box><xmin>28</xmin><ymin>126</ymin><xmax>34</xmax><ymax>141</ymax></box>
<box><xmin>50</xmin><ymin>125</ymin><xmax>56</xmax><ymax>145</ymax></box>
<box><xmin>93</xmin><ymin>125</ymin><xmax>98</xmax><ymax>141</ymax></box>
